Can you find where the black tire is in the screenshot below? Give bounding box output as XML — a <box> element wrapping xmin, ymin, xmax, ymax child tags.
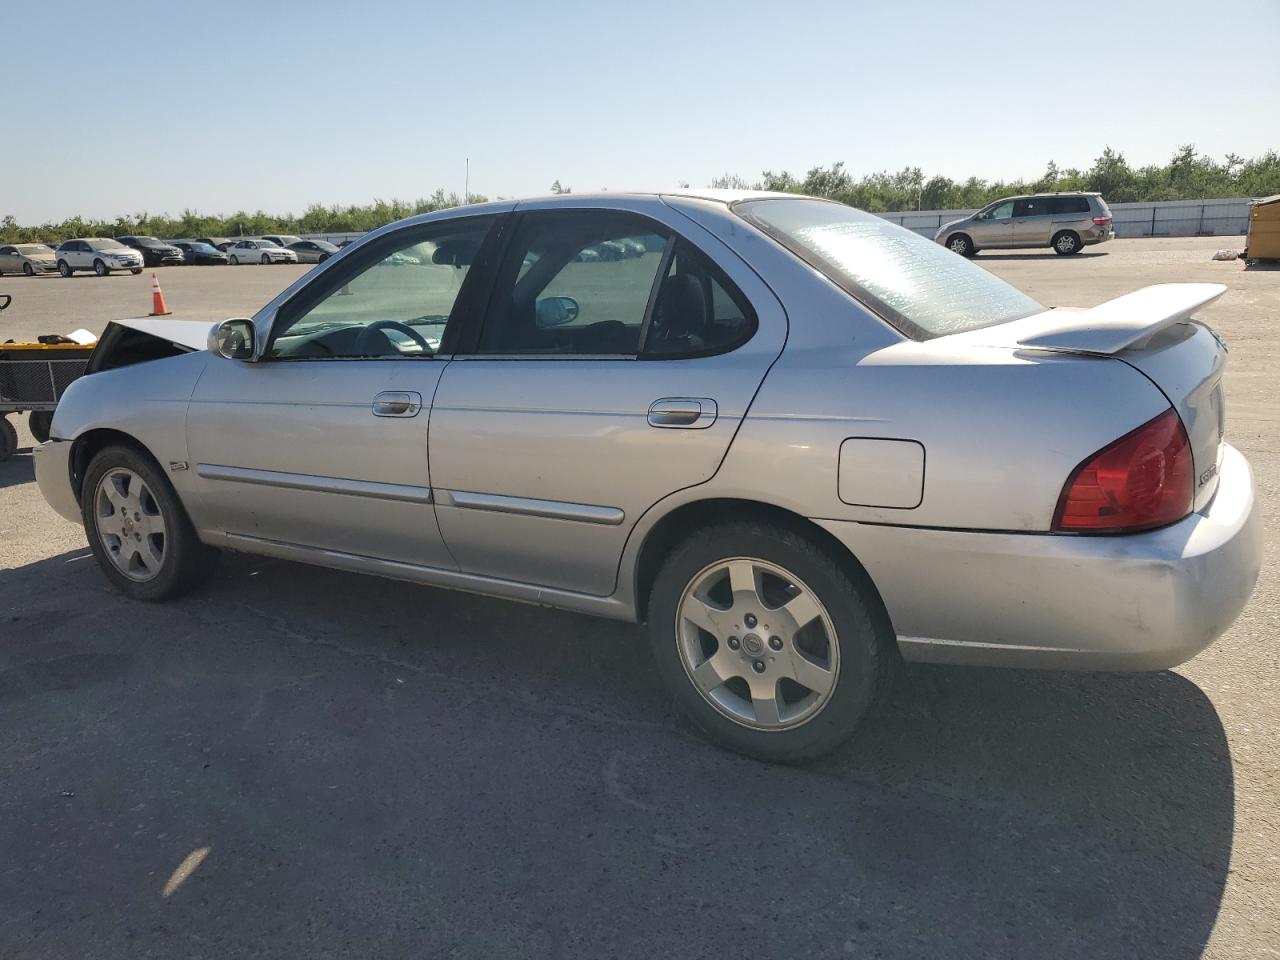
<box><xmin>23</xmin><ymin>262</ymin><xmax>35</xmax><ymax>277</ymax></box>
<box><xmin>0</xmin><ymin>417</ymin><xmax>17</xmax><ymax>462</ymax></box>
<box><xmin>647</xmin><ymin>519</ymin><xmax>897</xmax><ymax>763</ymax></box>
<box><xmin>1052</xmin><ymin>230</ymin><xmax>1082</xmax><ymax>255</ymax></box>
<box><xmin>130</xmin><ymin>268</ymin><xmax>143</xmax><ymax>275</ymax></box>
<box><xmin>58</xmin><ymin>260</ymin><xmax>72</xmax><ymax>278</ymax></box>
<box><xmin>260</xmin><ymin>253</ymin><xmax>271</xmax><ymax>265</ymax></box>
<box><xmin>93</xmin><ymin>258</ymin><xmax>109</xmax><ymax>277</ymax></box>
<box><xmin>318</xmin><ymin>253</ymin><xmax>329</xmax><ymax>263</ymax></box>
<box><xmin>28</xmin><ymin>410</ymin><xmax>53</xmax><ymax>444</ymax></box>
<box><xmin>230</xmin><ymin>255</ymin><xmax>239</xmax><ymax>266</ymax></box>
<box><xmin>945</xmin><ymin>233</ymin><xmax>975</xmax><ymax>257</ymax></box>
<box><xmin>81</xmin><ymin>444</ymin><xmax>219</xmax><ymax>601</ymax></box>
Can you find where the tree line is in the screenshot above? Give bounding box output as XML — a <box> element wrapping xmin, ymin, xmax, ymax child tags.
<box><xmin>3</xmin><ymin>146</ymin><xmax>1277</xmax><ymax>244</ymax></box>
<box><xmin>712</xmin><ymin>146</ymin><xmax>1280</xmax><ymax>212</ymax></box>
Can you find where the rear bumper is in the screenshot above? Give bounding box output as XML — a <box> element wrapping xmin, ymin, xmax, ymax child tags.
<box><xmin>33</xmin><ymin>438</ymin><xmax>81</xmax><ymax>524</ymax></box>
<box><xmin>815</xmin><ymin>443</ymin><xmax>1261</xmax><ymax>671</ymax></box>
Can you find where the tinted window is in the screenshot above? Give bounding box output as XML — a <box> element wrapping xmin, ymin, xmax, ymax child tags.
<box><xmin>0</xmin><ymin>247</ymin><xmax>13</xmax><ymax>255</ymax></box>
<box><xmin>736</xmin><ymin>198</ymin><xmax>1043</xmax><ymax>340</ymax></box>
<box><xmin>477</xmin><ymin>212</ymin><xmax>666</xmax><ymax>356</ymax></box>
<box><xmin>643</xmin><ymin>241</ymin><xmax>756</xmax><ymax>358</ymax></box>
<box><xmin>1048</xmin><ymin>196</ymin><xmax>1091</xmax><ymax>214</ymax></box>
<box><xmin>1013</xmin><ymin>198</ymin><xmax>1049</xmax><ymax>217</ymax></box>
<box><xmin>268</xmin><ymin>218</ymin><xmax>493</xmax><ymax>360</ymax></box>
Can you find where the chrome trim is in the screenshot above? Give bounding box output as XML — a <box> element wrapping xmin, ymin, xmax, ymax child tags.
<box><xmin>196</xmin><ymin>463</ymin><xmax>432</xmax><ymax>504</ymax></box>
<box><xmin>372</xmin><ymin>390</ymin><xmax>423</xmax><ymax>418</ymax></box>
<box><xmin>213</xmin><ymin>532</ymin><xmax>635</xmax><ymax>621</ymax></box>
<box><xmin>436</xmin><ymin>489</ymin><xmax>624</xmax><ymax>526</ymax></box>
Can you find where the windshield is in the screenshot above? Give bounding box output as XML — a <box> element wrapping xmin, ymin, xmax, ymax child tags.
<box><xmin>17</xmin><ymin>244</ymin><xmax>53</xmax><ymax>255</ymax></box>
<box><xmin>735</xmin><ymin>198</ymin><xmax>1043</xmax><ymax>340</ymax></box>
<box><xmin>89</xmin><ymin>239</ymin><xmax>129</xmax><ymax>251</ymax></box>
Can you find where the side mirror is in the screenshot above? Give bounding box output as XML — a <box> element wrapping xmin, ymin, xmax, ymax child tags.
<box><xmin>209</xmin><ymin>318</ymin><xmax>256</xmax><ymax>360</ymax></box>
<box><xmin>535</xmin><ymin>296</ymin><xmax>580</xmax><ymax>328</ymax></box>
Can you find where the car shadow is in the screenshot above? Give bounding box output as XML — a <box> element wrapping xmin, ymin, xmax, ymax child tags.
<box><xmin>0</xmin><ymin>549</ymin><xmax>1233</xmax><ymax>959</ymax></box>
<box><xmin>0</xmin><ymin>443</ymin><xmax>34</xmax><ymax>489</ymax></box>
<box><xmin>976</xmin><ymin>251</ymin><xmax>1109</xmax><ymax>261</ymax></box>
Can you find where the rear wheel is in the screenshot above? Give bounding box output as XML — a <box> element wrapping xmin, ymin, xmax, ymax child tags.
<box><xmin>28</xmin><ymin>410</ymin><xmax>53</xmax><ymax>444</ymax></box>
<box><xmin>23</xmin><ymin>262</ymin><xmax>35</xmax><ymax>277</ymax></box>
<box><xmin>93</xmin><ymin>258</ymin><xmax>109</xmax><ymax>276</ymax></box>
<box><xmin>648</xmin><ymin>520</ymin><xmax>896</xmax><ymax>763</ymax></box>
<box><xmin>1053</xmin><ymin>230</ymin><xmax>1081</xmax><ymax>255</ymax></box>
<box><xmin>82</xmin><ymin>445</ymin><xmax>219</xmax><ymax>601</ymax></box>
<box><xmin>946</xmin><ymin>233</ymin><xmax>975</xmax><ymax>257</ymax></box>
<box><xmin>57</xmin><ymin>260</ymin><xmax>72</xmax><ymax>278</ymax></box>
<box><xmin>0</xmin><ymin>417</ymin><xmax>17</xmax><ymax>461</ymax></box>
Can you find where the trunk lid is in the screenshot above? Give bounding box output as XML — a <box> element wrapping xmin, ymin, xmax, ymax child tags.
<box><xmin>959</xmin><ymin>284</ymin><xmax>1229</xmax><ymax>510</ymax></box>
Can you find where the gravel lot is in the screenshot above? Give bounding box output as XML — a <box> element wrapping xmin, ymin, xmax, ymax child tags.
<box><xmin>1</xmin><ymin>238</ymin><xmax>1276</xmax><ymax>959</ymax></box>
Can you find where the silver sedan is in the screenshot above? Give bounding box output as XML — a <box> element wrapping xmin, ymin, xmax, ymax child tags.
<box><xmin>34</xmin><ymin>191</ymin><xmax>1262</xmax><ymax>762</ymax></box>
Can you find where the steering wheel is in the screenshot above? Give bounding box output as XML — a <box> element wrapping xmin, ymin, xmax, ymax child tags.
<box><xmin>354</xmin><ymin>319</ymin><xmax>433</xmax><ymax>355</ymax></box>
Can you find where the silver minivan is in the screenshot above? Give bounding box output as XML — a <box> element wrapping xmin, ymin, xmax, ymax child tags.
<box><xmin>935</xmin><ymin>193</ymin><xmax>1114</xmax><ymax>256</ymax></box>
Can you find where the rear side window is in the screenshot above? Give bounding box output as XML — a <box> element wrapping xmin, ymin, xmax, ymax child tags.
<box><xmin>736</xmin><ymin>197</ymin><xmax>1044</xmax><ymax>340</ymax></box>
<box><xmin>1013</xmin><ymin>198</ymin><xmax>1049</xmax><ymax>217</ymax></box>
<box><xmin>1048</xmin><ymin>196</ymin><xmax>1092</xmax><ymax>214</ymax></box>
<box><xmin>643</xmin><ymin>241</ymin><xmax>756</xmax><ymax>358</ymax></box>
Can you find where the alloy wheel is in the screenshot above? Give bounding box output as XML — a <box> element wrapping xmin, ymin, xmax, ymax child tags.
<box><xmin>675</xmin><ymin>557</ymin><xmax>839</xmax><ymax>730</ymax></box>
<box><xmin>94</xmin><ymin>468</ymin><xmax>167</xmax><ymax>582</ymax></box>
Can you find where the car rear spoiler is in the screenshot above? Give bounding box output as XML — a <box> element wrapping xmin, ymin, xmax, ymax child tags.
<box><xmin>976</xmin><ymin>283</ymin><xmax>1227</xmax><ymax>355</ymax></box>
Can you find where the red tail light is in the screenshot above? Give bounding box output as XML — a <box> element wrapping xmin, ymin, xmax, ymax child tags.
<box><xmin>1092</xmin><ymin>216</ymin><xmax>1112</xmax><ymax>226</ymax></box>
<box><xmin>1053</xmin><ymin>408</ymin><xmax>1193</xmax><ymax>533</ymax></box>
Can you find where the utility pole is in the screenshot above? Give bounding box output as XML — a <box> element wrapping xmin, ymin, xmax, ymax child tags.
<box><xmin>465</xmin><ymin>158</ymin><xmax>470</xmax><ymax>204</ymax></box>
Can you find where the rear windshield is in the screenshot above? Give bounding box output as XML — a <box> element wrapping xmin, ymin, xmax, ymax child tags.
<box><xmin>734</xmin><ymin>198</ymin><xmax>1044</xmax><ymax>340</ymax></box>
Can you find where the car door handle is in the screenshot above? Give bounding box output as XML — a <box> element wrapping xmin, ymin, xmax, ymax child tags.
<box><xmin>372</xmin><ymin>391</ymin><xmax>422</xmax><ymax>417</ymax></box>
<box><xmin>647</xmin><ymin>398</ymin><xmax>717</xmax><ymax>429</ymax></box>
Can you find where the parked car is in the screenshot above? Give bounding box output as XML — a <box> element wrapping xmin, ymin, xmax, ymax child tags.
<box><xmin>171</xmin><ymin>241</ymin><xmax>230</xmax><ymax>266</ymax></box>
<box><xmin>116</xmin><ymin>236</ymin><xmax>185</xmax><ymax>267</ymax></box>
<box><xmin>0</xmin><ymin>243</ymin><xmax>59</xmax><ymax>276</ymax></box>
<box><xmin>336</xmin><ymin>238</ymin><xmax>358</xmax><ymax>248</ymax></box>
<box><xmin>935</xmin><ymin>193</ymin><xmax>1114</xmax><ymax>256</ymax></box>
<box><xmin>287</xmin><ymin>239</ymin><xmax>339</xmax><ymax>263</ymax></box>
<box><xmin>32</xmin><ymin>192</ymin><xmax>1260</xmax><ymax>763</ymax></box>
<box><xmin>196</xmin><ymin>237</ymin><xmax>230</xmax><ymax>250</ymax></box>
<box><xmin>261</xmin><ymin>234</ymin><xmax>303</xmax><ymax>249</ymax></box>
<box><xmin>54</xmin><ymin>238</ymin><xmax>144</xmax><ymax>276</ymax></box>
<box><xmin>226</xmin><ymin>239</ymin><xmax>298</xmax><ymax>265</ymax></box>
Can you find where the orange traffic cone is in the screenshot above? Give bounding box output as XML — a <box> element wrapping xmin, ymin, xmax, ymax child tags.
<box><xmin>149</xmin><ymin>272</ymin><xmax>171</xmax><ymax>316</ymax></box>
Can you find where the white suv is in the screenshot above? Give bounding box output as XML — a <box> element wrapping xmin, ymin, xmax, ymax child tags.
<box><xmin>56</xmin><ymin>238</ymin><xmax>144</xmax><ymax>277</ymax></box>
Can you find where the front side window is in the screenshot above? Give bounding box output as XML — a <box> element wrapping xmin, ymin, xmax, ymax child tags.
<box><xmin>982</xmin><ymin>201</ymin><xmax>1014</xmax><ymax>220</ymax></box>
<box><xmin>477</xmin><ymin>212</ymin><xmax>666</xmax><ymax>356</ymax></box>
<box><xmin>736</xmin><ymin>197</ymin><xmax>1043</xmax><ymax>340</ymax></box>
<box><xmin>268</xmin><ymin>218</ymin><xmax>494</xmax><ymax>360</ymax></box>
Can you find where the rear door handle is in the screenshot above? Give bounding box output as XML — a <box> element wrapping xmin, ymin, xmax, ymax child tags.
<box><xmin>647</xmin><ymin>397</ymin><xmax>717</xmax><ymax>429</ymax></box>
<box><xmin>372</xmin><ymin>391</ymin><xmax>422</xmax><ymax>417</ymax></box>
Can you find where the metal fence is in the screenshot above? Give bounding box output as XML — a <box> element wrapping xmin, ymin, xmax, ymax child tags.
<box><xmin>881</xmin><ymin>197</ymin><xmax>1254</xmax><ymax>239</ymax></box>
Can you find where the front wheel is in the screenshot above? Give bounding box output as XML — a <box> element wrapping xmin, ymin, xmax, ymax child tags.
<box><xmin>1053</xmin><ymin>230</ymin><xmax>1081</xmax><ymax>255</ymax></box>
<box><xmin>260</xmin><ymin>253</ymin><xmax>270</xmax><ymax>265</ymax></box>
<box><xmin>130</xmin><ymin>267</ymin><xmax>142</xmax><ymax>275</ymax></box>
<box><xmin>23</xmin><ymin>262</ymin><xmax>35</xmax><ymax>277</ymax></box>
<box><xmin>648</xmin><ymin>520</ymin><xmax>896</xmax><ymax>763</ymax></box>
<box><xmin>946</xmin><ymin>233</ymin><xmax>975</xmax><ymax>257</ymax></box>
<box><xmin>58</xmin><ymin>260</ymin><xmax>72</xmax><ymax>277</ymax></box>
<box><xmin>230</xmin><ymin>255</ymin><xmax>239</xmax><ymax>265</ymax></box>
<box><xmin>82</xmin><ymin>445</ymin><xmax>218</xmax><ymax>601</ymax></box>
<box><xmin>93</xmin><ymin>259</ymin><xmax>109</xmax><ymax>276</ymax></box>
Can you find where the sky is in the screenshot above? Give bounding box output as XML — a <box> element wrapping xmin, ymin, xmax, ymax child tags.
<box><xmin>5</xmin><ymin>0</ymin><xmax>1279</xmax><ymax>223</ymax></box>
